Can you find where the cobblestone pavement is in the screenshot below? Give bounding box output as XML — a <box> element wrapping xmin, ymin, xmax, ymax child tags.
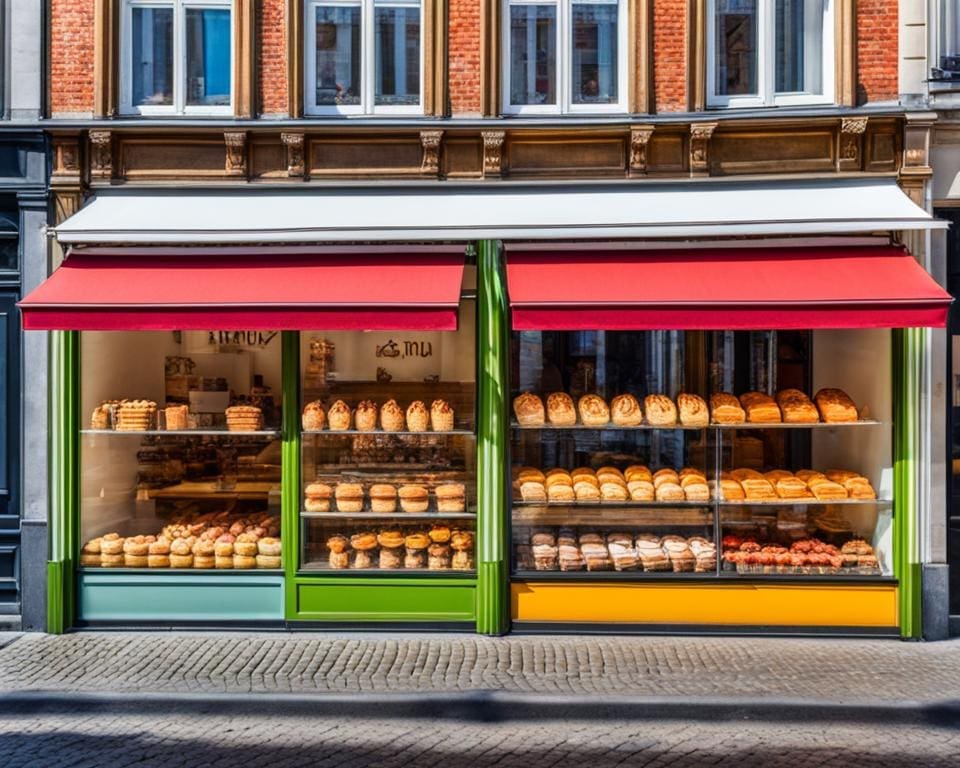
<box><xmin>1</xmin><ymin>632</ymin><xmax>960</xmax><ymax>702</ymax></box>
<box><xmin>0</xmin><ymin>692</ymin><xmax>958</xmax><ymax>767</ymax></box>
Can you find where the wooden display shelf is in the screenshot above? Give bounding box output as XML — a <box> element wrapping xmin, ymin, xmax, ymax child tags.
<box><xmin>81</xmin><ymin>429</ymin><xmax>281</xmax><ymax>437</ymax></box>
<box><xmin>149</xmin><ymin>481</ymin><xmax>280</xmax><ymax>500</ymax></box>
<box><xmin>511</xmin><ymin>420</ymin><xmax>884</xmax><ymax>431</ymax></box>
<box><xmin>302</xmin><ymin>510</ymin><xmax>476</xmax><ymax>520</ymax></box>
<box><xmin>512</xmin><ymin>506</ymin><xmax>713</xmax><ymax>527</ymax></box>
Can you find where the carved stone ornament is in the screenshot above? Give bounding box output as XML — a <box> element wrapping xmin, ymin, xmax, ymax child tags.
<box><xmin>281</xmin><ymin>132</ymin><xmax>305</xmax><ymax>177</ymax></box>
<box><xmin>89</xmin><ymin>130</ymin><xmax>113</xmax><ymax>180</ymax></box>
<box><xmin>689</xmin><ymin>122</ymin><xmax>717</xmax><ymax>175</ymax></box>
<box><xmin>52</xmin><ymin>137</ymin><xmax>81</xmax><ymax>179</ymax></box>
<box><xmin>224</xmin><ymin>131</ymin><xmax>248</xmax><ymax>176</ymax></box>
<box><xmin>420</xmin><ymin>130</ymin><xmax>443</xmax><ymax>175</ymax></box>
<box><xmin>840</xmin><ymin>117</ymin><xmax>868</xmax><ymax>162</ymax></box>
<box><xmin>629</xmin><ymin>126</ymin><xmax>654</xmax><ymax>175</ymax></box>
<box><xmin>482</xmin><ymin>131</ymin><xmax>506</xmax><ymax>177</ymax></box>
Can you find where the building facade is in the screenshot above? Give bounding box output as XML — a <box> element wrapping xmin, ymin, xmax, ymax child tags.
<box><xmin>27</xmin><ymin>0</ymin><xmax>953</xmax><ymax>637</ymax></box>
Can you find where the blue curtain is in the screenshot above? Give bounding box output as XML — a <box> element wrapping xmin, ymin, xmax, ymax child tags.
<box><xmin>203</xmin><ymin>10</ymin><xmax>231</xmax><ymax>98</ymax></box>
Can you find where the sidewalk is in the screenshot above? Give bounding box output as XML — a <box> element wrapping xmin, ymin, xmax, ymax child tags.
<box><xmin>1</xmin><ymin>631</ymin><xmax>959</xmax><ymax>704</ymax></box>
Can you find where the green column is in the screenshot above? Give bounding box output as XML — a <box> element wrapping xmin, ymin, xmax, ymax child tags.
<box><xmin>893</xmin><ymin>327</ymin><xmax>923</xmax><ymax>639</ymax></box>
<box><xmin>48</xmin><ymin>330</ymin><xmax>79</xmax><ymax>634</ymax></box>
<box><xmin>281</xmin><ymin>331</ymin><xmax>301</xmax><ymax>620</ymax></box>
<box><xmin>476</xmin><ymin>239</ymin><xmax>510</xmax><ymax>635</ymax></box>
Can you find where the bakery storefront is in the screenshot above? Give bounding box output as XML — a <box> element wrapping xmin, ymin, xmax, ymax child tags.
<box><xmin>19</xmin><ymin>180</ymin><xmax>952</xmax><ymax>636</ymax></box>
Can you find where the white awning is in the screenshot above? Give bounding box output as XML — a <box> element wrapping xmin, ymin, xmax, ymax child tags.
<box><xmin>55</xmin><ymin>178</ymin><xmax>946</xmax><ymax>245</ymax></box>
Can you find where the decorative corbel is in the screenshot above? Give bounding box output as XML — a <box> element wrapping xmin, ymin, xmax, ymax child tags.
<box><xmin>839</xmin><ymin>117</ymin><xmax>868</xmax><ymax>172</ymax></box>
<box><xmin>88</xmin><ymin>130</ymin><xmax>113</xmax><ymax>182</ymax></box>
<box><xmin>224</xmin><ymin>131</ymin><xmax>248</xmax><ymax>177</ymax></box>
<box><xmin>629</xmin><ymin>125</ymin><xmax>655</xmax><ymax>176</ymax></box>
<box><xmin>420</xmin><ymin>130</ymin><xmax>444</xmax><ymax>176</ymax></box>
<box><xmin>689</xmin><ymin>122</ymin><xmax>717</xmax><ymax>176</ymax></box>
<box><xmin>281</xmin><ymin>132</ymin><xmax>305</xmax><ymax>178</ymax></box>
<box><xmin>482</xmin><ymin>131</ymin><xmax>506</xmax><ymax>178</ymax></box>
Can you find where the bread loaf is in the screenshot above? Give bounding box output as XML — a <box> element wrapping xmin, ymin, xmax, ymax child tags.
<box><xmin>739</xmin><ymin>392</ymin><xmax>782</xmax><ymax>423</ymax></box>
<box><xmin>709</xmin><ymin>393</ymin><xmax>745</xmax><ymax>424</ymax></box>
<box><xmin>776</xmin><ymin>389</ymin><xmax>819</xmax><ymax>424</ymax></box>
<box><xmin>513</xmin><ymin>393</ymin><xmax>545</xmax><ymax>426</ymax></box>
<box><xmin>814</xmin><ymin>388</ymin><xmax>858</xmax><ymax>423</ymax></box>
<box><xmin>644</xmin><ymin>394</ymin><xmax>678</xmax><ymax>426</ymax></box>
<box><xmin>677</xmin><ymin>393</ymin><xmax>709</xmax><ymax>427</ymax></box>
<box><xmin>546</xmin><ymin>392</ymin><xmax>577</xmax><ymax>426</ymax></box>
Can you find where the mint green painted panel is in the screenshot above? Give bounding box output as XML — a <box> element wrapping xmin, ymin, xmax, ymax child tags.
<box><xmin>78</xmin><ymin>572</ymin><xmax>284</xmax><ymax>622</ymax></box>
<box><xmin>294</xmin><ymin>579</ymin><xmax>476</xmax><ymax>622</ymax></box>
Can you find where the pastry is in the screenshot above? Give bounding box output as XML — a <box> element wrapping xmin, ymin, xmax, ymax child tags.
<box><xmin>558</xmin><ymin>543</ymin><xmax>586</xmax><ymax>571</ymax></box>
<box><xmin>450</xmin><ymin>530</ymin><xmax>473</xmax><ymax>551</ymax></box>
<box><xmin>796</xmin><ymin>469</ymin><xmax>827</xmax><ymax>484</ymax></box>
<box><xmin>652</xmin><ymin>468</ymin><xmax>680</xmax><ymax>488</ymax></box>
<box><xmin>302</xmin><ymin>400</ymin><xmax>326</xmax><ymax>431</ymax></box>
<box><xmin>100</xmin><ymin>534</ymin><xmax>124</xmax><ymax>555</ymax></box>
<box><xmin>305</xmin><ymin>482</ymin><xmax>333</xmax><ymax>513</ymax></box>
<box><xmin>531</xmin><ymin>531</ymin><xmax>557</xmax><ymax>547</ymax></box>
<box><xmin>809</xmin><ymin>480</ymin><xmax>848</xmax><ymax>501</ymax></box>
<box><xmin>741</xmin><ymin>477</ymin><xmax>777</xmax><ymax>501</ymax></box>
<box><xmin>435</xmin><ymin>483</ymin><xmax>466</xmax><ymax>513</ymax></box>
<box><xmin>214</xmin><ymin>534</ymin><xmax>235</xmax><ymax>558</ymax></box>
<box><xmin>730</xmin><ymin>468</ymin><xmax>764</xmax><ymax>482</ymax></box>
<box><xmin>519</xmin><ymin>481</ymin><xmax>546</xmax><ymax>502</ymax></box>
<box><xmin>100</xmin><ymin>553</ymin><xmax>125</xmax><ymax>567</ymax></box>
<box><xmin>430</xmin><ymin>399</ymin><xmax>454</xmax><ymax>431</ymax></box>
<box><xmin>335</xmin><ymin>483</ymin><xmax>365</xmax><ymax>513</ymax></box>
<box><xmin>399</xmin><ymin>485</ymin><xmax>429</xmax><ymax>513</ymax></box>
<box><xmin>677</xmin><ymin>393</ymin><xmax>709</xmax><ymax>427</ymax></box>
<box><xmin>826</xmin><ymin>469</ymin><xmax>861</xmax><ymax>484</ymax></box>
<box><xmin>547</xmin><ymin>483</ymin><xmax>575</xmax><ymax>502</ymax></box>
<box><xmin>116</xmin><ymin>400</ymin><xmax>157</xmax><ymax>431</ymax></box>
<box><xmin>713</xmin><ymin>478</ymin><xmax>745</xmax><ymax>501</ymax></box>
<box><xmin>326</xmin><ymin>549</ymin><xmax>348</xmax><ymax>569</ymax></box>
<box><xmin>233</xmin><ymin>533</ymin><xmax>258</xmax><ymax>557</ymax></box>
<box><xmin>572</xmin><ymin>473</ymin><xmax>599</xmax><ymax>489</ymax></box>
<box><xmin>256</xmin><ymin>555</ymin><xmax>281</xmax><ymax>569</ymax></box>
<box><xmin>429</xmin><ymin>525</ymin><xmax>451</xmax><ymax>543</ymax></box>
<box><xmin>683</xmin><ymin>482</ymin><xmax>710</xmax><ymax>501</ymax></box>
<box><xmin>776</xmin><ymin>389</ymin><xmax>819</xmax><ymax>424</ymax></box>
<box><xmin>513</xmin><ymin>393</ymin><xmax>545</xmax><ymax>426</ymax></box>
<box><xmin>636</xmin><ymin>537</ymin><xmax>671</xmax><ymax>571</ymax></box>
<box><xmin>147</xmin><ymin>554</ymin><xmax>170</xmax><ymax>568</ymax></box>
<box><xmin>600</xmin><ymin>482</ymin><xmax>629</xmax><ymax>501</ymax></box>
<box><xmin>380</xmin><ymin>399</ymin><xmax>405</xmax><ymax>431</ymax></box>
<box><xmin>814</xmin><ymin>388</ymin><xmax>858</xmax><ymax>423</ymax></box>
<box><xmin>353</xmin><ymin>550</ymin><xmax>376</xmax><ymax>569</ymax></box>
<box><xmin>844</xmin><ymin>478</ymin><xmax>877</xmax><ymax>500</ymax></box>
<box><xmin>164</xmin><ymin>404</ymin><xmax>189</xmax><ymax>431</ymax></box>
<box><xmin>427</xmin><ymin>543</ymin><xmax>451</xmax><ymax>569</ymax></box>
<box><xmin>355</xmin><ymin>401</ymin><xmax>377</xmax><ymax>431</ymax></box>
<box><xmin>776</xmin><ymin>477</ymin><xmax>813</xmax><ymax>499</ymax></box>
<box><xmin>90</xmin><ymin>404</ymin><xmax>111</xmax><ymax>430</ymax></box>
<box><xmin>577</xmin><ymin>395</ymin><xmax>610</xmax><ymax>426</ymax></box>
<box><xmin>662</xmin><ymin>536</ymin><xmax>695</xmax><ymax>572</ymax></box>
<box><xmin>709</xmin><ymin>393</ymin><xmax>746</xmax><ymax>424</ymax></box>
<box><xmin>739</xmin><ymin>392</ymin><xmax>782</xmax><ymax>423</ymax></box>
<box><xmin>405</xmin><ymin>532</ymin><xmax>430</xmax><ymax>550</ymax></box>
<box><xmin>596</xmin><ymin>467</ymin><xmax>625</xmax><ymax>485</ymax></box>
<box><xmin>625</xmin><ymin>465</ymin><xmax>653</xmax><ymax>483</ymax></box>
<box><xmin>326</xmin><ymin>534</ymin><xmax>349</xmax><ymax>554</ymax></box>
<box><xmin>546</xmin><ymin>469</ymin><xmax>573</xmax><ymax>483</ymax></box>
<box><xmin>546</xmin><ymin>392</ymin><xmax>577</xmax><ymax>425</ymax></box>
<box><xmin>169</xmin><ymin>552</ymin><xmax>193</xmax><ymax>568</ymax></box>
<box><xmin>627</xmin><ymin>479</ymin><xmax>655</xmax><ymax>501</ymax></box>
<box><xmin>656</xmin><ymin>482</ymin><xmax>685</xmax><ymax>502</ymax></box>
<box><xmin>350</xmin><ymin>532</ymin><xmax>378</xmax><ymax>551</ymax></box>
<box><xmin>517</xmin><ymin>468</ymin><xmax>546</xmax><ymax>485</ymax></box>
<box><xmin>225</xmin><ymin>405</ymin><xmax>262</xmax><ymax>432</ymax></box>
<box><xmin>581</xmin><ymin>542</ymin><xmax>612</xmax><ymax>571</ymax></box>
<box><xmin>764</xmin><ymin>469</ymin><xmax>794</xmax><ymax>483</ymax></box>
<box><xmin>369</xmin><ymin>484</ymin><xmax>398</xmax><ymax>513</ymax></box>
<box><xmin>406</xmin><ymin>401</ymin><xmax>429</xmax><ymax>432</ymax></box>
<box><xmin>257</xmin><ymin>537</ymin><xmax>281</xmax><ymax>556</ymax></box>
<box><xmin>328</xmin><ymin>399</ymin><xmax>352</xmax><ymax>431</ymax></box>
<box><xmin>373</xmin><ymin>546</ymin><xmax>399</xmax><ymax>569</ymax></box>
<box><xmin>571</xmin><ymin>467</ymin><xmax>597</xmax><ymax>479</ymax></box>
<box><xmin>644</xmin><ymin>394</ymin><xmax>678</xmax><ymax>426</ymax></box>
<box><xmin>574</xmin><ymin>480</ymin><xmax>600</xmax><ymax>501</ymax></box>
<box><xmin>233</xmin><ymin>554</ymin><xmax>256</xmax><ymax>569</ymax></box>
<box><xmin>378</xmin><ymin>529</ymin><xmax>405</xmax><ymax>549</ymax></box>
<box><xmin>610</xmin><ymin>394</ymin><xmax>643</xmax><ymax>426</ymax></box>
<box><xmin>451</xmin><ymin>550</ymin><xmax>474</xmax><ymax>570</ymax></box>
<box><xmin>82</xmin><ymin>538</ymin><xmax>102</xmax><ymax>555</ymax></box>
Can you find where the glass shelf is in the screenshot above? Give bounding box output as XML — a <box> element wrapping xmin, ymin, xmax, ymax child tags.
<box><xmin>303</xmin><ymin>429</ymin><xmax>475</xmax><ymax>437</ymax></box>
<box><xmin>511</xmin><ymin>420</ymin><xmax>884</xmax><ymax>431</ymax></box>
<box><xmin>513</xmin><ymin>500</ymin><xmax>712</xmax><ymax>508</ymax></box>
<box><xmin>299</xmin><ymin>563</ymin><xmax>475</xmax><ymax>576</ymax></box>
<box><xmin>301</xmin><ymin>511</ymin><xmax>476</xmax><ymax>520</ymax></box>
<box><xmin>81</xmin><ymin>429</ymin><xmax>282</xmax><ymax>437</ymax></box>
<box><xmin>512</xmin><ymin>507</ymin><xmax>713</xmax><ymax>526</ymax></box>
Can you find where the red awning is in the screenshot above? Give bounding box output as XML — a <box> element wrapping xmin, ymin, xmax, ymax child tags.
<box><xmin>19</xmin><ymin>248</ymin><xmax>465</xmax><ymax>331</ymax></box>
<box><xmin>506</xmin><ymin>245</ymin><xmax>952</xmax><ymax>330</ymax></box>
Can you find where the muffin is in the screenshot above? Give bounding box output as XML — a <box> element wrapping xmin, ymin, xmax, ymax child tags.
<box><xmin>435</xmin><ymin>483</ymin><xmax>466</xmax><ymax>513</ymax></box>
<box><xmin>369</xmin><ymin>484</ymin><xmax>398</xmax><ymax>513</ymax></box>
<box><xmin>327</xmin><ymin>400</ymin><xmax>352</xmax><ymax>431</ymax></box>
<box><xmin>302</xmin><ymin>400</ymin><xmax>325</xmax><ymax>431</ymax></box>
<box><xmin>355</xmin><ymin>401</ymin><xmax>378</xmax><ymax>431</ymax></box>
<box><xmin>399</xmin><ymin>485</ymin><xmax>429</xmax><ymax>513</ymax></box>
<box><xmin>406</xmin><ymin>400</ymin><xmax>429</xmax><ymax>432</ymax></box>
<box><xmin>380</xmin><ymin>399</ymin><xmax>405</xmax><ymax>431</ymax></box>
<box><xmin>335</xmin><ymin>483</ymin><xmax>365</xmax><ymax>513</ymax></box>
<box><xmin>430</xmin><ymin>399</ymin><xmax>454</xmax><ymax>431</ymax></box>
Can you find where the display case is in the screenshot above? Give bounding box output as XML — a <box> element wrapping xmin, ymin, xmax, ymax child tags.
<box><xmin>78</xmin><ymin>331</ymin><xmax>284</xmax><ymax>573</ymax></box>
<box><xmin>510</xmin><ymin>329</ymin><xmax>893</xmax><ymax>583</ymax></box>
<box><xmin>299</xmin><ymin>302</ymin><xmax>478</xmax><ymax>576</ymax></box>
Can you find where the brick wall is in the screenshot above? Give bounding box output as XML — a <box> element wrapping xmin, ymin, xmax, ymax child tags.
<box><xmin>653</xmin><ymin>0</ymin><xmax>687</xmax><ymax>113</ymax></box>
<box><xmin>50</xmin><ymin>0</ymin><xmax>95</xmax><ymax>116</ymax></box>
<box><xmin>857</xmin><ymin>0</ymin><xmax>899</xmax><ymax>104</ymax></box>
<box><xmin>258</xmin><ymin>0</ymin><xmax>288</xmax><ymax>115</ymax></box>
<box><xmin>449</xmin><ymin>0</ymin><xmax>481</xmax><ymax>115</ymax></box>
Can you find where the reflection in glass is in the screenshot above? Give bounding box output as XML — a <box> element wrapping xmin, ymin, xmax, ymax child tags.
<box><xmin>509</xmin><ymin>4</ymin><xmax>557</xmax><ymax>105</ymax></box>
<box><xmin>185</xmin><ymin>8</ymin><xmax>232</xmax><ymax>106</ymax></box>
<box><xmin>315</xmin><ymin>4</ymin><xmax>362</xmax><ymax>105</ymax></box>
<box><xmin>571</xmin><ymin>2</ymin><xmax>618</xmax><ymax>104</ymax></box>
<box><xmin>131</xmin><ymin>7</ymin><xmax>174</xmax><ymax>106</ymax></box>
<box><xmin>714</xmin><ymin>0</ymin><xmax>757</xmax><ymax>96</ymax></box>
<box><xmin>775</xmin><ymin>0</ymin><xmax>822</xmax><ymax>94</ymax></box>
<box><xmin>375</xmin><ymin>3</ymin><xmax>421</xmax><ymax>105</ymax></box>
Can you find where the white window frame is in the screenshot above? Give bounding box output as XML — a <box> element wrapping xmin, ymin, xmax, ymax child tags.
<box><xmin>120</xmin><ymin>0</ymin><xmax>234</xmax><ymax>116</ymax></box>
<box><xmin>501</xmin><ymin>0</ymin><xmax>628</xmax><ymax>116</ymax></box>
<box><xmin>706</xmin><ymin>0</ymin><xmax>834</xmax><ymax>109</ymax></box>
<box><xmin>304</xmin><ymin>0</ymin><xmax>425</xmax><ymax>117</ymax></box>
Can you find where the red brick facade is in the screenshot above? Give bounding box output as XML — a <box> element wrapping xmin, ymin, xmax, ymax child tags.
<box><xmin>50</xmin><ymin>0</ymin><xmax>95</xmax><ymax>116</ymax></box>
<box><xmin>652</xmin><ymin>0</ymin><xmax>688</xmax><ymax>113</ymax></box>
<box><xmin>449</xmin><ymin>0</ymin><xmax>482</xmax><ymax>114</ymax></box>
<box><xmin>47</xmin><ymin>0</ymin><xmax>901</xmax><ymax>118</ymax></box>
<box><xmin>857</xmin><ymin>0</ymin><xmax>899</xmax><ymax>103</ymax></box>
<box><xmin>258</xmin><ymin>0</ymin><xmax>289</xmax><ymax>115</ymax></box>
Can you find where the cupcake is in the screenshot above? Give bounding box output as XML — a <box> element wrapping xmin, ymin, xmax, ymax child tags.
<box><xmin>399</xmin><ymin>485</ymin><xmax>429</xmax><ymax>513</ymax></box>
<box><xmin>335</xmin><ymin>483</ymin><xmax>365</xmax><ymax>513</ymax></box>
<box><xmin>355</xmin><ymin>401</ymin><xmax>378</xmax><ymax>432</ymax></box>
<box><xmin>305</xmin><ymin>482</ymin><xmax>333</xmax><ymax>513</ymax></box>
<box><xmin>369</xmin><ymin>484</ymin><xmax>398</xmax><ymax>513</ymax></box>
<box><xmin>435</xmin><ymin>483</ymin><xmax>466</xmax><ymax>513</ymax></box>
<box><xmin>380</xmin><ymin>399</ymin><xmax>405</xmax><ymax>431</ymax></box>
<box><xmin>406</xmin><ymin>401</ymin><xmax>429</xmax><ymax>432</ymax></box>
<box><xmin>430</xmin><ymin>399</ymin><xmax>454</xmax><ymax>431</ymax></box>
<box><xmin>327</xmin><ymin>400</ymin><xmax>352</xmax><ymax>431</ymax></box>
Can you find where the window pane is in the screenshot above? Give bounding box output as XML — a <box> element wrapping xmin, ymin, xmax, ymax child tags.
<box><xmin>509</xmin><ymin>4</ymin><xmax>557</xmax><ymax>106</ymax></box>
<box><xmin>776</xmin><ymin>0</ymin><xmax>822</xmax><ymax>94</ymax></box>
<box><xmin>185</xmin><ymin>8</ymin><xmax>232</xmax><ymax>106</ymax></box>
<box><xmin>572</xmin><ymin>2</ymin><xmax>618</xmax><ymax>104</ymax></box>
<box><xmin>375</xmin><ymin>3</ymin><xmax>421</xmax><ymax>106</ymax></box>
<box><xmin>131</xmin><ymin>7</ymin><xmax>173</xmax><ymax>106</ymax></box>
<box><xmin>943</xmin><ymin>0</ymin><xmax>960</xmax><ymax>62</ymax></box>
<box><xmin>715</xmin><ymin>0</ymin><xmax>757</xmax><ymax>96</ymax></box>
<box><xmin>315</xmin><ymin>5</ymin><xmax>362</xmax><ymax>105</ymax></box>
<box><xmin>0</xmin><ymin>240</ymin><xmax>15</xmax><ymax>272</ymax></box>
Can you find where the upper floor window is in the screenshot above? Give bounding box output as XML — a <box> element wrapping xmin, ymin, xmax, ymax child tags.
<box><xmin>120</xmin><ymin>0</ymin><xmax>233</xmax><ymax>116</ymax></box>
<box><xmin>937</xmin><ymin>0</ymin><xmax>960</xmax><ymax>77</ymax></box>
<box><xmin>502</xmin><ymin>0</ymin><xmax>627</xmax><ymax>115</ymax></box>
<box><xmin>707</xmin><ymin>0</ymin><xmax>833</xmax><ymax>108</ymax></box>
<box><xmin>305</xmin><ymin>0</ymin><xmax>423</xmax><ymax>115</ymax></box>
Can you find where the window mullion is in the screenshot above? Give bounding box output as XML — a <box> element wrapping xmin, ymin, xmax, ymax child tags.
<box><xmin>763</xmin><ymin>0</ymin><xmax>774</xmax><ymax>104</ymax></box>
<box><xmin>175</xmin><ymin>0</ymin><xmax>184</xmax><ymax>113</ymax></box>
<box><xmin>365</xmin><ymin>0</ymin><xmax>375</xmax><ymax>113</ymax></box>
<box><xmin>560</xmin><ymin>0</ymin><xmax>569</xmax><ymax>113</ymax></box>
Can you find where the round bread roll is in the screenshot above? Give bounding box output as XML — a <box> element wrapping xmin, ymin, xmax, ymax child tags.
<box><xmin>82</xmin><ymin>538</ymin><xmax>102</xmax><ymax>555</ymax></box>
<box><xmin>577</xmin><ymin>395</ymin><xmax>610</xmax><ymax>426</ymax></box>
<box><xmin>335</xmin><ymin>483</ymin><xmax>365</xmax><ymax>513</ymax></box>
<box><xmin>193</xmin><ymin>555</ymin><xmax>215</xmax><ymax>569</ymax></box>
<box><xmin>100</xmin><ymin>553</ymin><xmax>125</xmax><ymax>567</ymax></box>
<box><xmin>147</xmin><ymin>554</ymin><xmax>170</xmax><ymax>568</ymax></box>
<box><xmin>571</xmin><ymin>473</ymin><xmax>599</xmax><ymax>488</ymax></box>
<box><xmin>429</xmin><ymin>525</ymin><xmax>451</xmax><ymax>543</ymax></box>
<box><xmin>169</xmin><ymin>553</ymin><xmax>193</xmax><ymax>568</ymax></box>
<box><xmin>80</xmin><ymin>553</ymin><xmax>102</xmax><ymax>567</ymax></box>
<box><xmin>232</xmin><ymin>554</ymin><xmax>256</xmax><ymax>569</ymax></box>
<box><xmin>326</xmin><ymin>535</ymin><xmax>349</xmax><ymax>554</ymax></box>
<box><xmin>405</xmin><ymin>532</ymin><xmax>430</xmax><ymax>550</ymax></box>
<box><xmin>305</xmin><ymin>482</ymin><xmax>333</xmax><ymax>499</ymax></box>
<box><xmin>570</xmin><ymin>467</ymin><xmax>596</xmax><ymax>479</ymax></box>
<box><xmin>545</xmin><ymin>472</ymin><xmax>573</xmax><ymax>488</ymax></box>
<box><xmin>513</xmin><ymin>393</ymin><xmax>545</xmax><ymax>426</ymax></box>
<box><xmin>350</xmin><ymin>532</ymin><xmax>378</xmax><ymax>551</ymax></box>
<box><xmin>329</xmin><ymin>550</ymin><xmax>350</xmax><ymax>569</ymax></box>
<box><xmin>450</xmin><ymin>530</ymin><xmax>474</xmax><ymax>551</ymax></box>
<box><xmin>610</xmin><ymin>394</ymin><xmax>643</xmax><ymax>426</ymax></box>
<box><xmin>215</xmin><ymin>555</ymin><xmax>234</xmax><ymax>569</ymax></box>
<box><xmin>404</xmin><ymin>550</ymin><xmax>426</xmax><ymax>569</ymax></box>
<box><xmin>379</xmin><ymin>547</ymin><xmax>403</xmax><ymax>569</ymax></box>
<box><xmin>369</xmin><ymin>484</ymin><xmax>398</xmax><ymax>513</ymax></box>
<box><xmin>517</xmin><ymin>469</ymin><xmax>547</xmax><ymax>485</ymax></box>
<box><xmin>214</xmin><ymin>534</ymin><xmax>235</xmax><ymax>558</ymax></box>
<box><xmin>398</xmin><ymin>485</ymin><xmax>429</xmax><ymax>513</ymax></box>
<box><xmin>305</xmin><ymin>497</ymin><xmax>331</xmax><ymax>513</ymax></box>
<box><xmin>377</xmin><ymin>529</ymin><xmax>405</xmax><ymax>549</ymax></box>
<box><xmin>234</xmin><ymin>533</ymin><xmax>258</xmax><ymax>557</ymax></box>
<box><xmin>435</xmin><ymin>483</ymin><xmax>466</xmax><ymax>513</ymax></box>
<box><xmin>257</xmin><ymin>537</ymin><xmax>281</xmax><ymax>556</ymax></box>
<box><xmin>170</xmin><ymin>538</ymin><xmax>193</xmax><ymax>556</ymax></box>
<box><xmin>352</xmin><ymin>550</ymin><xmax>376</xmax><ymax>569</ymax></box>
<box><xmin>99</xmin><ymin>534</ymin><xmax>124</xmax><ymax>555</ymax></box>
<box><xmin>256</xmin><ymin>555</ymin><xmax>282</xmax><ymax>569</ymax></box>
<box><xmin>546</xmin><ymin>392</ymin><xmax>577</xmax><ymax>426</ymax></box>
<box><xmin>193</xmin><ymin>539</ymin><xmax>215</xmax><ymax>557</ymax></box>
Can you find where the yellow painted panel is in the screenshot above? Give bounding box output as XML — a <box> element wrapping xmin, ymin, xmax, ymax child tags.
<box><xmin>511</xmin><ymin>582</ymin><xmax>898</xmax><ymax>627</ymax></box>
